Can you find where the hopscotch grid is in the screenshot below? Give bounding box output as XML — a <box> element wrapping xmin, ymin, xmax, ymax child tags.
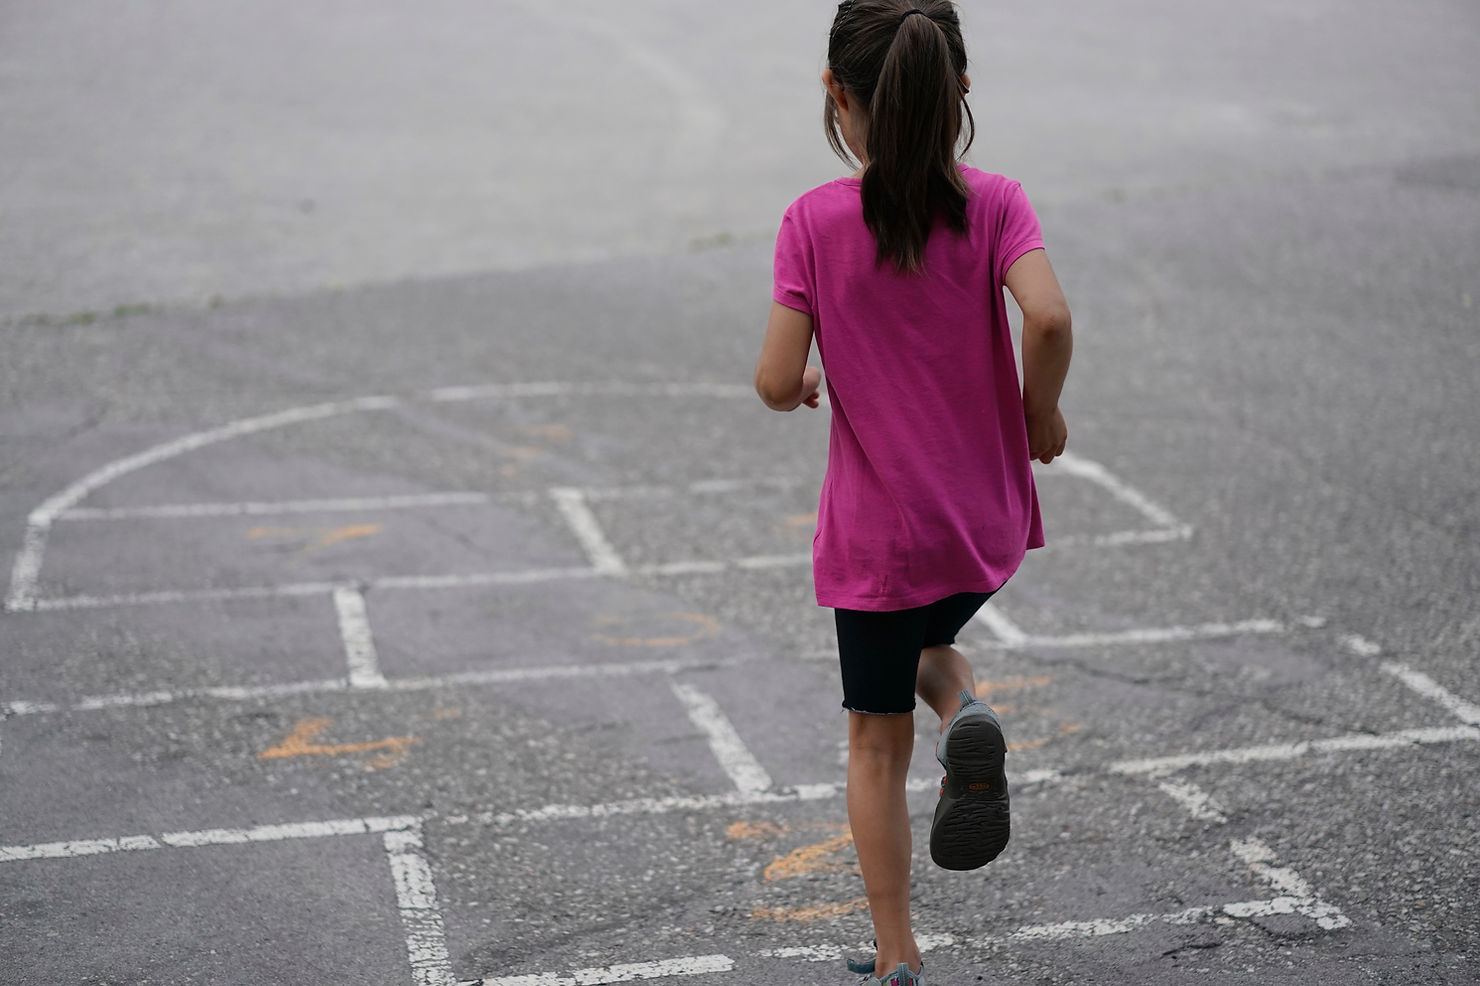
<box><xmin>8</xmin><ymin>650</ymin><xmax>1475</xmax><ymax>980</ymax></box>
<box><xmin>3</xmin><ymin>382</ymin><xmax>1453</xmax><ymax>983</ymax></box>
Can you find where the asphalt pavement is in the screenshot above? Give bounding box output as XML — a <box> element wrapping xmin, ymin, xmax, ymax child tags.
<box><xmin>2</xmin><ymin>2</ymin><xmax>1478</xmax><ymax>985</ymax></box>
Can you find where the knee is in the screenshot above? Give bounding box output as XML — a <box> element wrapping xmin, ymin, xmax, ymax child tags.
<box><xmin>848</xmin><ymin>712</ymin><xmax>915</xmax><ymax>762</ymax></box>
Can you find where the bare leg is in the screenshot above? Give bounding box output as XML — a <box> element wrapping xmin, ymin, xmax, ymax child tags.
<box><xmin>916</xmin><ymin>644</ymin><xmax>977</xmax><ymax>729</ymax></box>
<box><xmin>847</xmin><ymin>711</ymin><xmax>923</xmax><ymax>976</ymax></box>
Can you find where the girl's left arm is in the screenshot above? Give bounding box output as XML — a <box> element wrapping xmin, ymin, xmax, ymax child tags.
<box><xmin>754</xmin><ymin>302</ymin><xmax>822</xmax><ymax>412</ymax></box>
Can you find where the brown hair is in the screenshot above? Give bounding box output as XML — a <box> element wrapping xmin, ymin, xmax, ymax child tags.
<box><xmin>825</xmin><ymin>0</ymin><xmax>975</xmax><ymax>272</ymax></box>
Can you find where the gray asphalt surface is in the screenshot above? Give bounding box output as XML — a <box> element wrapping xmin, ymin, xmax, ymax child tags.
<box><xmin>2</xmin><ymin>2</ymin><xmax>1478</xmax><ymax>985</ymax></box>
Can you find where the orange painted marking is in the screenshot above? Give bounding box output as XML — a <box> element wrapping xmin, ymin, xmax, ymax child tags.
<box><xmin>763</xmin><ymin>830</ymin><xmax>855</xmax><ymax>882</ymax></box>
<box><xmin>726</xmin><ymin>820</ymin><xmax>786</xmax><ymax>841</ymax></box>
<box><xmin>750</xmin><ymin>898</ymin><xmax>869</xmax><ymax>922</ymax></box>
<box><xmin>247</xmin><ymin>524</ymin><xmax>383</xmax><ymax>556</ymax></box>
<box><xmin>593</xmin><ymin>612</ymin><xmax>721</xmax><ymax>647</ymax></box>
<box><xmin>518</xmin><ymin>424</ymin><xmax>574</xmax><ymax>444</ymax></box>
<box><xmin>775</xmin><ymin>512</ymin><xmax>818</xmax><ymax>541</ymax></box>
<box><xmin>258</xmin><ymin>717</ymin><xmax>419</xmax><ymax>770</ymax></box>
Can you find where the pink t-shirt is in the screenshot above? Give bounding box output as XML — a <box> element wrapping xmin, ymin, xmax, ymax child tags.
<box><xmin>773</xmin><ymin>166</ymin><xmax>1046</xmax><ymax>611</ymax></box>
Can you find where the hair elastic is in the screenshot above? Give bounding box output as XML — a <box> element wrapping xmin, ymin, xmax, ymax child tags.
<box><xmin>900</xmin><ymin>7</ymin><xmax>928</xmax><ymax>22</ymax></box>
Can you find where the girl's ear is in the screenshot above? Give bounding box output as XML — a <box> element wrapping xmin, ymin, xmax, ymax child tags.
<box><xmin>961</xmin><ymin>72</ymin><xmax>971</xmax><ymax>93</ymax></box>
<box><xmin>822</xmin><ymin>68</ymin><xmax>849</xmax><ymax>110</ymax></box>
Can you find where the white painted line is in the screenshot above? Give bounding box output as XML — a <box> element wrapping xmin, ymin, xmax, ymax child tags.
<box><xmin>1110</xmin><ymin>725</ymin><xmax>1480</xmax><ymax>775</ymax></box>
<box><xmin>452</xmin><ymin>788</ymin><xmax>835</xmax><ymax>830</ymax></box>
<box><xmin>424</xmin><ymin>381</ymin><xmax>753</xmax><ymax>403</ymax></box>
<box><xmin>638</xmin><ymin>560</ymin><xmax>729</xmax><ymax>577</ymax></box>
<box><xmin>2</xmin><ymin>660</ymin><xmax>723</xmax><ymax>719</ymax></box>
<box><xmin>3</xmin><ymin>679</ymin><xmax>350</xmax><ymax>717</ymax></box>
<box><xmin>1052</xmin><ymin>526</ymin><xmax>1194</xmax><ymax>549</ymax></box>
<box><xmin>905</xmin><ymin>770</ymin><xmax>1063</xmax><ymax>792</ymax></box>
<box><xmin>374</xmin><ymin>568</ymin><xmax>604</xmax><ymax>591</ymax></box>
<box><xmin>1341</xmin><ymin>634</ymin><xmax>1383</xmax><ymax>657</ymax></box>
<box><xmin>58</xmin><ymin>492</ymin><xmax>503</xmax><ymax>521</ymax></box>
<box><xmin>385</xmin><ymin>827</ymin><xmax>457</xmax><ymax>986</ymax></box>
<box><xmin>1381</xmin><ymin>662</ymin><xmax>1480</xmax><ymax>725</ymax></box>
<box><xmin>732</xmin><ymin>553</ymin><xmax>813</xmax><ymax>571</ymax></box>
<box><xmin>1156</xmin><ymin>780</ymin><xmax>1229</xmax><ymax>823</ymax></box>
<box><xmin>478</xmin><ymin>954</ymin><xmax>735</xmax><ymax>986</ymax></box>
<box><xmin>1</xmin><ymin>699</ymin><xmax>61</xmax><ymax>715</ymax></box>
<box><xmin>0</xmin><ymin>834</ymin><xmax>164</xmax><ymax>862</ymax></box>
<box><xmin>580</xmin><ymin>477</ymin><xmax>812</xmax><ymax>501</ymax></box>
<box><xmin>1051</xmin><ymin>451</ymin><xmax>1186</xmax><ymax>530</ymax></box>
<box><xmin>669</xmin><ymin>681</ymin><xmax>773</xmax><ymax>795</ymax></box>
<box><xmin>972</xmin><ymin>603</ymin><xmax>1029</xmax><ymax>647</ymax></box>
<box><xmin>758</xmin><ymin>899</ymin><xmax>1301</xmax><ymax>959</ymax></box>
<box><xmin>16</xmin><ymin>555</ymin><xmax>821</xmax><ymax>611</ymax></box>
<box><xmin>1007</xmin><ymin>904</ymin><xmax>1216</xmax><ymax>941</ymax></box>
<box><xmin>334</xmin><ymin>587</ymin><xmax>388</xmax><ymax>689</ymax></box>
<box><xmin>452</xmin><ymin>770</ymin><xmax>1067</xmax><ymax>830</ymax></box>
<box><xmin>388</xmin><ymin>658</ymin><xmax>722</xmax><ymax>691</ymax></box>
<box><xmin>980</xmin><ymin>618</ymin><xmax>1296</xmax><ymax>650</ymax></box>
<box><xmin>1231</xmin><ymin>838</ymin><xmax>1350</xmax><ymax>930</ymax></box>
<box><xmin>24</xmin><ymin>569</ymin><xmax>603</xmax><ymax>612</ymax></box>
<box><xmin>550</xmin><ymin>488</ymin><xmax>628</xmax><ymax>576</ymax></box>
<box><xmin>29</xmin><ymin>581</ymin><xmax>343</xmax><ymax>611</ymax></box>
<box><xmin>159</xmin><ymin>816</ymin><xmax>420</xmax><ymax>848</ymax></box>
<box><xmin>0</xmin><ymin>815</ymin><xmax>418</xmax><ymax>862</ymax></box>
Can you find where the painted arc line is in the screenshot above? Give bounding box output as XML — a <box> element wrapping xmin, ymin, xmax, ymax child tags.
<box><xmin>669</xmin><ymin>681</ymin><xmax>773</xmax><ymax>795</ymax></box>
<box><xmin>5</xmin><ymin>393</ymin><xmax>404</xmax><ymax>611</ymax></box>
<box><xmin>334</xmin><ymin>586</ymin><xmax>388</xmax><ymax>689</ymax></box>
<box><xmin>385</xmin><ymin>827</ymin><xmax>457</xmax><ymax>986</ymax></box>
<box><xmin>1109</xmin><ymin>725</ymin><xmax>1480</xmax><ymax>775</ymax></box>
<box><xmin>58</xmin><ymin>492</ymin><xmax>503</xmax><ymax>521</ymax></box>
<box><xmin>4</xmin><ymin>380</ymin><xmax>757</xmax><ymax>611</ymax></box>
<box><xmin>1381</xmin><ymin>661</ymin><xmax>1480</xmax><ymax>726</ymax></box>
<box><xmin>0</xmin><ymin>658</ymin><xmax>729</xmax><ymax>719</ymax></box>
<box><xmin>0</xmin><ymin>815</ymin><xmax>419</xmax><ymax>862</ymax></box>
<box><xmin>7</xmin><ymin>377</ymin><xmax>1170</xmax><ymax>613</ymax></box>
<box><xmin>550</xmin><ymin>488</ymin><xmax>628</xmax><ymax>576</ymax></box>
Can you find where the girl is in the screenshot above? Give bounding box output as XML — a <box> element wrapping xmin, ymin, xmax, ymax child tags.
<box><xmin>753</xmin><ymin>2</ymin><xmax>1073</xmax><ymax>983</ymax></box>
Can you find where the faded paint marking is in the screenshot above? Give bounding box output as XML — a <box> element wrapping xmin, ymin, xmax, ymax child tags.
<box><xmin>763</xmin><ymin>829</ymin><xmax>854</xmax><ymax>882</ymax></box>
<box><xmin>248</xmin><ymin>523</ymin><xmax>383</xmax><ymax>557</ymax></box>
<box><xmin>258</xmin><ymin>717</ymin><xmax>419</xmax><ymax>770</ymax></box>
<box><xmin>1007</xmin><ymin>721</ymin><xmax>1085</xmax><ymax>752</ymax></box>
<box><xmin>725</xmin><ymin>820</ymin><xmax>785</xmax><ymax>841</ymax></box>
<box><xmin>594</xmin><ymin>612</ymin><xmax>720</xmax><ymax>647</ymax></box>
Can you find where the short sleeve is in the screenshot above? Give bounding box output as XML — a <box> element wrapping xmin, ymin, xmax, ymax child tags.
<box><xmin>772</xmin><ymin>209</ymin><xmax>814</xmax><ymax>316</ymax></box>
<box><xmin>994</xmin><ymin>181</ymin><xmax>1045</xmax><ymax>285</ymax></box>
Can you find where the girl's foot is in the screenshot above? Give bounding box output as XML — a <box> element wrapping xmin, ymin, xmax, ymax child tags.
<box><xmin>860</xmin><ymin>961</ymin><xmax>925</xmax><ymax>985</ymax></box>
<box><xmin>930</xmin><ymin>689</ymin><xmax>1010</xmax><ymax>870</ymax></box>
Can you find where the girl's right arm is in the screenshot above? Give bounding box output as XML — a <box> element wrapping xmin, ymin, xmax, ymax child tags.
<box><xmin>1005</xmin><ymin>249</ymin><xmax>1073</xmax><ymax>464</ymax></box>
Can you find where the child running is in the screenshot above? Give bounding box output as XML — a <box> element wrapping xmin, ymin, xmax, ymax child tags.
<box><xmin>753</xmin><ymin>2</ymin><xmax>1073</xmax><ymax>983</ymax></box>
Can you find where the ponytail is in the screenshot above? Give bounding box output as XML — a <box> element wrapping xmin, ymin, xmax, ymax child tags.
<box><xmin>825</xmin><ymin>1</ymin><xmax>975</xmax><ymax>273</ymax></box>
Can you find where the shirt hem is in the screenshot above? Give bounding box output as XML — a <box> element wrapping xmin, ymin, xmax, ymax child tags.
<box><xmin>817</xmin><ymin>576</ymin><xmax>1015</xmax><ymax>613</ymax></box>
